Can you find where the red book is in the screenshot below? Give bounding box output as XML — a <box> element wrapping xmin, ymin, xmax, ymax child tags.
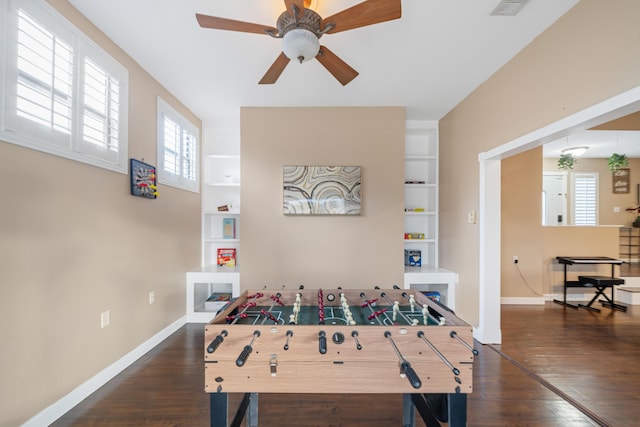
<box><xmin>217</xmin><ymin>248</ymin><xmax>236</xmax><ymax>268</ymax></box>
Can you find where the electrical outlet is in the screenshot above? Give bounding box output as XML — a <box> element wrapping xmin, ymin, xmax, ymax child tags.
<box><xmin>101</xmin><ymin>310</ymin><xmax>110</xmax><ymax>328</ymax></box>
<box><xmin>149</xmin><ymin>291</ymin><xmax>155</xmax><ymax>304</ymax></box>
<box><xmin>513</xmin><ymin>255</ymin><xmax>519</xmax><ymax>264</ymax></box>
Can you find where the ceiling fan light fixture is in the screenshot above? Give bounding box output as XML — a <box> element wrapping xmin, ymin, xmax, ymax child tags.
<box><xmin>282</xmin><ymin>28</ymin><xmax>320</xmax><ymax>63</ymax></box>
<box><xmin>561</xmin><ymin>146</ymin><xmax>589</xmax><ymax>157</ymax></box>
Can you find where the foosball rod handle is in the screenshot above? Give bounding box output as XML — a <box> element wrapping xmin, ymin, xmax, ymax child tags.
<box><xmin>401</xmin><ymin>361</ymin><xmax>422</xmax><ymax>389</ymax></box>
<box><xmin>235</xmin><ymin>345</ymin><xmax>252</xmax><ymax>367</ymax></box>
<box><xmin>206</xmin><ymin>330</ymin><xmax>228</xmax><ymax>354</ymax></box>
<box><xmin>318</xmin><ymin>331</ymin><xmax>327</xmax><ymax>354</ymax></box>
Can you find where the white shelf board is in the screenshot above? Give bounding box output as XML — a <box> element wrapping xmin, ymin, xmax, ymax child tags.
<box><xmin>206</xmin><ymin>182</ymin><xmax>240</xmax><ymax>187</ymax></box>
<box><xmin>204</xmin><ymin>211</ymin><xmax>240</xmax><ymax>215</ymax></box>
<box><xmin>205</xmin><ymin>238</ymin><xmax>240</xmax><ymax>243</ymax></box>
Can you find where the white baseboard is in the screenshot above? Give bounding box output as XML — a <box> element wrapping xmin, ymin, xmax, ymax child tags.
<box><xmin>22</xmin><ymin>316</ymin><xmax>187</xmax><ymax>427</ymax></box>
<box><xmin>619</xmin><ymin>276</ymin><xmax>640</xmax><ymax>286</ymax></box>
<box><xmin>501</xmin><ymin>297</ymin><xmax>545</xmax><ymax>305</ymax></box>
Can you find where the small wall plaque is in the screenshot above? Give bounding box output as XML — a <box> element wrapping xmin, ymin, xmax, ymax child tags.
<box><xmin>613</xmin><ymin>168</ymin><xmax>629</xmax><ymax>194</ymax></box>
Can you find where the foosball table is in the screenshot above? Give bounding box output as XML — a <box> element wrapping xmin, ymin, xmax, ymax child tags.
<box><xmin>204</xmin><ymin>287</ymin><xmax>477</xmax><ymax>427</ymax></box>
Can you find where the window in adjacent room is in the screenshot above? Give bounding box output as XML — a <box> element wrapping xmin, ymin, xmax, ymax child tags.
<box><xmin>156</xmin><ymin>98</ymin><xmax>199</xmax><ymax>193</ymax></box>
<box><xmin>0</xmin><ymin>1</ymin><xmax>129</xmax><ymax>173</ymax></box>
<box><xmin>572</xmin><ymin>173</ymin><xmax>598</xmax><ymax>225</ymax></box>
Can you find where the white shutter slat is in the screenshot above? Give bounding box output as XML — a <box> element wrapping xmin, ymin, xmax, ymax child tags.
<box><xmin>573</xmin><ymin>173</ymin><xmax>597</xmax><ymax>225</ymax></box>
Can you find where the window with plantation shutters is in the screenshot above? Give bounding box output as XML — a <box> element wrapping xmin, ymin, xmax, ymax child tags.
<box><xmin>82</xmin><ymin>58</ymin><xmax>120</xmax><ymax>152</ymax></box>
<box><xmin>157</xmin><ymin>98</ymin><xmax>200</xmax><ymax>193</ymax></box>
<box><xmin>572</xmin><ymin>173</ymin><xmax>597</xmax><ymax>225</ymax></box>
<box><xmin>0</xmin><ymin>0</ymin><xmax>128</xmax><ymax>173</ymax></box>
<box><xmin>16</xmin><ymin>9</ymin><xmax>73</xmax><ymax>137</ymax></box>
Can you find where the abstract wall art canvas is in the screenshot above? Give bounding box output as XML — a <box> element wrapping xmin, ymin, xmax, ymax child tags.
<box><xmin>283</xmin><ymin>166</ymin><xmax>361</xmax><ymax>215</ymax></box>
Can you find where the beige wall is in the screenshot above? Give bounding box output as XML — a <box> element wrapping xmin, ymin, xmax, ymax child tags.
<box><xmin>501</xmin><ymin>149</ymin><xmax>622</xmax><ymax>298</ymax></box>
<box><xmin>542</xmin><ymin>227</ymin><xmax>621</xmax><ymax>296</ymax></box>
<box><xmin>501</xmin><ymin>148</ymin><xmax>544</xmax><ymax>298</ymax></box>
<box><xmin>240</xmin><ymin>107</ymin><xmax>405</xmax><ymax>289</ymax></box>
<box><xmin>440</xmin><ymin>0</ymin><xmax>640</xmax><ymax>324</ymax></box>
<box><xmin>543</xmin><ymin>157</ymin><xmax>640</xmax><ymax>226</ymax></box>
<box><xmin>0</xmin><ymin>1</ymin><xmax>201</xmax><ymax>426</ymax></box>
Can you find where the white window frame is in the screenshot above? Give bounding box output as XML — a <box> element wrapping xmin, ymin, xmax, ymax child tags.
<box><xmin>0</xmin><ymin>0</ymin><xmax>129</xmax><ymax>174</ymax></box>
<box><xmin>571</xmin><ymin>172</ymin><xmax>598</xmax><ymax>225</ymax></box>
<box><xmin>156</xmin><ymin>97</ymin><xmax>200</xmax><ymax>193</ymax></box>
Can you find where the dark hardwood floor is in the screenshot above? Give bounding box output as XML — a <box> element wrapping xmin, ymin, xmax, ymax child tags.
<box><xmin>52</xmin><ymin>302</ymin><xmax>640</xmax><ymax>427</ymax></box>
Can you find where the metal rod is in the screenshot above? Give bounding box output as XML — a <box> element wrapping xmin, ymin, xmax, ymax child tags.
<box><xmin>450</xmin><ymin>330</ymin><xmax>479</xmax><ymax>355</ymax></box>
<box><xmin>417</xmin><ymin>331</ymin><xmax>460</xmax><ymax>375</ymax></box>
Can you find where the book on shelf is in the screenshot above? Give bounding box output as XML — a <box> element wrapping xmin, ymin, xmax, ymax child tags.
<box><xmin>217</xmin><ymin>248</ymin><xmax>236</xmax><ymax>269</ymax></box>
<box><xmin>421</xmin><ymin>291</ymin><xmax>440</xmax><ymax>302</ymax></box>
<box><xmin>222</xmin><ymin>217</ymin><xmax>236</xmax><ymax>239</ymax></box>
<box><xmin>405</xmin><ymin>208</ymin><xmax>425</xmax><ymax>212</ymax></box>
<box><xmin>404</xmin><ymin>232</ymin><xmax>425</xmax><ymax>239</ymax></box>
<box><xmin>205</xmin><ymin>292</ymin><xmax>232</xmax><ymax>312</ymax></box>
<box><xmin>404</xmin><ymin>249</ymin><xmax>422</xmax><ymax>267</ymax></box>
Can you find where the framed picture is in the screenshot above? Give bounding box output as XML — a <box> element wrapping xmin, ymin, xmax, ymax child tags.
<box><xmin>612</xmin><ymin>168</ymin><xmax>629</xmax><ymax>194</ymax></box>
<box><xmin>130</xmin><ymin>158</ymin><xmax>158</xmax><ymax>199</ymax></box>
<box><xmin>283</xmin><ymin>166</ymin><xmax>361</xmax><ymax>215</ymax></box>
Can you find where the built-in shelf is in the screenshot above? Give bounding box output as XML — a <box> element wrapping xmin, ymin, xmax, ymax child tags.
<box><xmin>403</xmin><ymin>121</ymin><xmax>456</xmax><ymax>308</ymax></box>
<box><xmin>187</xmin><ymin>122</ymin><xmax>457</xmax><ymax>322</ymax></box>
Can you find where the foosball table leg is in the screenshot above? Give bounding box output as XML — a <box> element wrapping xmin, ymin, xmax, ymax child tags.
<box><xmin>246</xmin><ymin>393</ymin><xmax>258</xmax><ymax>427</ymax></box>
<box><xmin>410</xmin><ymin>393</ymin><xmax>468</xmax><ymax>427</ymax></box>
<box><xmin>447</xmin><ymin>393</ymin><xmax>467</xmax><ymax>427</ymax></box>
<box><xmin>209</xmin><ymin>393</ymin><xmax>228</xmax><ymax>427</ymax></box>
<box><xmin>402</xmin><ymin>394</ymin><xmax>416</xmax><ymax>427</ymax></box>
<box><xmin>210</xmin><ymin>392</ymin><xmax>258</xmax><ymax>427</ymax></box>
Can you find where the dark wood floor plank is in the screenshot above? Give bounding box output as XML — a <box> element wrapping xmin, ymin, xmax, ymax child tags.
<box><xmin>52</xmin><ymin>302</ymin><xmax>640</xmax><ymax>426</ymax></box>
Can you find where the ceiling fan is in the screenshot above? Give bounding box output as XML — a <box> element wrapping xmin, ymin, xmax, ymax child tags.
<box><xmin>195</xmin><ymin>0</ymin><xmax>402</xmax><ymax>86</ymax></box>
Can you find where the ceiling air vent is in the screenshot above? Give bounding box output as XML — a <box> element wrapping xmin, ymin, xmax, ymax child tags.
<box><xmin>490</xmin><ymin>0</ymin><xmax>530</xmax><ymax>16</ymax></box>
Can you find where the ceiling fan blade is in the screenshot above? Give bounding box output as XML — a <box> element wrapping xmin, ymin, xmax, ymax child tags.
<box><xmin>315</xmin><ymin>46</ymin><xmax>359</xmax><ymax>86</ymax></box>
<box><xmin>284</xmin><ymin>0</ymin><xmax>305</xmax><ymax>19</ymax></box>
<box><xmin>259</xmin><ymin>52</ymin><xmax>291</xmax><ymax>84</ymax></box>
<box><xmin>321</xmin><ymin>0</ymin><xmax>401</xmax><ymax>34</ymax></box>
<box><xmin>196</xmin><ymin>13</ymin><xmax>277</xmax><ymax>35</ymax></box>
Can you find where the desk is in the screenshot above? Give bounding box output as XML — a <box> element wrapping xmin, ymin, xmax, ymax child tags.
<box><xmin>554</xmin><ymin>256</ymin><xmax>624</xmax><ymax>310</ymax></box>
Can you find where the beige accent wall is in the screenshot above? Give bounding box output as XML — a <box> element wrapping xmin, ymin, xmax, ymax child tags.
<box><xmin>240</xmin><ymin>107</ymin><xmax>405</xmax><ymax>289</ymax></box>
<box><xmin>501</xmin><ymin>148</ymin><xmax>544</xmax><ymax>298</ymax></box>
<box><xmin>542</xmin><ymin>227</ymin><xmax>621</xmax><ymax>296</ymax></box>
<box><xmin>0</xmin><ymin>1</ymin><xmax>201</xmax><ymax>425</ymax></box>
<box><xmin>440</xmin><ymin>0</ymin><xmax>640</xmax><ymax>324</ymax></box>
<box><xmin>501</xmin><ymin>148</ymin><xmax>623</xmax><ymax>299</ymax></box>
<box><xmin>543</xmin><ymin>157</ymin><xmax>640</xmax><ymax>226</ymax></box>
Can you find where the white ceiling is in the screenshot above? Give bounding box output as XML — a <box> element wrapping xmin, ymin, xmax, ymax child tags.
<box><xmin>67</xmin><ymin>0</ymin><xmax>579</xmax><ymax>124</ymax></box>
<box><xmin>543</xmin><ymin>130</ymin><xmax>640</xmax><ymax>159</ymax></box>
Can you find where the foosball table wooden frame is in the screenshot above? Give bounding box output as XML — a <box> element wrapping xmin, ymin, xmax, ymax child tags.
<box><xmin>204</xmin><ymin>288</ymin><xmax>476</xmax><ymax>427</ymax></box>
